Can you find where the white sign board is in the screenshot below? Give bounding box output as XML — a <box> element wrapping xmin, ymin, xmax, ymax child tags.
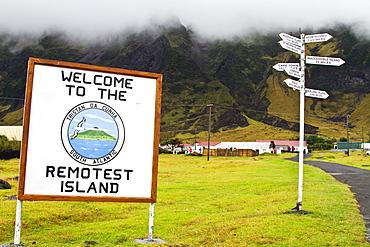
<box><xmin>273</xmin><ymin>63</ymin><xmax>300</xmax><ymax>71</ymax></box>
<box><xmin>306</xmin><ymin>56</ymin><xmax>345</xmax><ymax>66</ymax></box>
<box><xmin>278</xmin><ymin>41</ymin><xmax>302</xmax><ymax>54</ymax></box>
<box><xmin>18</xmin><ymin>58</ymin><xmax>162</xmax><ymax>202</ymax></box>
<box><xmin>284</xmin><ymin>67</ymin><xmax>302</xmax><ymax>79</ymax></box>
<box><xmin>305</xmin><ymin>33</ymin><xmax>332</xmax><ymax>43</ymax></box>
<box><xmin>305</xmin><ymin>88</ymin><xmax>329</xmax><ymax>99</ymax></box>
<box><xmin>279</xmin><ymin>33</ymin><xmax>302</xmax><ymax>46</ymax></box>
<box><xmin>284</xmin><ymin>78</ymin><xmax>303</xmax><ymax>91</ymax></box>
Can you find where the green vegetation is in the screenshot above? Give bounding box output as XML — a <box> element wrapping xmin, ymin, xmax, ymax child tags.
<box><xmin>307</xmin><ymin>150</ymin><xmax>370</xmax><ymax>170</ymax></box>
<box><xmin>1</xmin><ymin>154</ymin><xmax>368</xmax><ymax>246</ymax></box>
<box><xmin>290</xmin><ymin>135</ymin><xmax>338</xmax><ymax>151</ymax></box>
<box><xmin>0</xmin><ymin>135</ymin><xmax>20</xmax><ymax>150</ymax></box>
<box><xmin>160</xmin><ymin>137</ymin><xmax>183</xmax><ymax>153</ymax></box>
<box><xmin>2</xmin><ymin>25</ymin><xmax>370</xmax><ymax>141</ymax></box>
<box><xmin>72</xmin><ymin>130</ymin><xmax>116</xmax><ymax>141</ymax></box>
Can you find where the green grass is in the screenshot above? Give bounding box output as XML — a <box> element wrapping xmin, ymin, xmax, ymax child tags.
<box><xmin>0</xmin><ymin>154</ymin><xmax>368</xmax><ymax>246</ymax></box>
<box><xmin>307</xmin><ymin>150</ymin><xmax>370</xmax><ymax>170</ymax></box>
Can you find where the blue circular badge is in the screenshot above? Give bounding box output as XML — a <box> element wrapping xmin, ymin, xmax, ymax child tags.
<box><xmin>61</xmin><ymin>101</ymin><xmax>125</xmax><ymax>166</ymax></box>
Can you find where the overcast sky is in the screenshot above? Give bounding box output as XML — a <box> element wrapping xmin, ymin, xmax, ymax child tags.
<box><xmin>1</xmin><ymin>0</ymin><xmax>370</xmax><ymax>40</ymax></box>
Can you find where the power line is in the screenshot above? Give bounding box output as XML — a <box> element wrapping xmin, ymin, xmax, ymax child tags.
<box><xmin>0</xmin><ymin>97</ymin><xmax>25</xmax><ymax>101</ymax></box>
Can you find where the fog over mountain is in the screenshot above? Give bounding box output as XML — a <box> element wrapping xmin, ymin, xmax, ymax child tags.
<box><xmin>1</xmin><ymin>0</ymin><xmax>370</xmax><ymax>141</ymax></box>
<box><xmin>1</xmin><ymin>0</ymin><xmax>370</xmax><ymax>40</ymax></box>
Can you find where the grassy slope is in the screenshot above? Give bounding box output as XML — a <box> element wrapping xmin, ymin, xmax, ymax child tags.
<box><xmin>0</xmin><ymin>107</ymin><xmax>23</xmax><ymax>126</ymax></box>
<box><xmin>175</xmin><ymin>43</ymin><xmax>365</xmax><ymax>143</ymax></box>
<box><xmin>307</xmin><ymin>150</ymin><xmax>370</xmax><ymax>170</ymax></box>
<box><xmin>1</xmin><ymin>33</ymin><xmax>367</xmax><ymax>142</ymax></box>
<box><xmin>0</xmin><ymin>155</ymin><xmax>367</xmax><ymax>246</ymax></box>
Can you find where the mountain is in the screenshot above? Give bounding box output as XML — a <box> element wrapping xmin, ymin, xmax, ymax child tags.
<box><xmin>0</xmin><ymin>23</ymin><xmax>369</xmax><ymax>142</ymax></box>
<box><xmin>72</xmin><ymin>130</ymin><xmax>116</xmax><ymax>141</ymax></box>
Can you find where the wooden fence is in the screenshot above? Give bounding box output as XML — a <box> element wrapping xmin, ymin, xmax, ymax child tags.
<box><xmin>202</xmin><ymin>148</ymin><xmax>258</xmax><ymax>157</ymax></box>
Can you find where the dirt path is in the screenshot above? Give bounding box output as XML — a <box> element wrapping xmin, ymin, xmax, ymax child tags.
<box><xmin>288</xmin><ymin>154</ymin><xmax>370</xmax><ymax>241</ymax></box>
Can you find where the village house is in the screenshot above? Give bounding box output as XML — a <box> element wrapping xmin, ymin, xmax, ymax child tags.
<box><xmin>0</xmin><ymin>126</ymin><xmax>23</xmax><ymax>141</ymax></box>
<box><xmin>185</xmin><ymin>140</ymin><xmax>308</xmax><ymax>155</ymax></box>
<box><xmin>256</xmin><ymin>140</ymin><xmax>308</xmax><ymax>154</ymax></box>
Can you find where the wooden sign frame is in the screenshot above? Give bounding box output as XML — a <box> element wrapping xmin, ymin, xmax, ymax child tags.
<box><xmin>18</xmin><ymin>58</ymin><xmax>162</xmax><ymax>202</ymax></box>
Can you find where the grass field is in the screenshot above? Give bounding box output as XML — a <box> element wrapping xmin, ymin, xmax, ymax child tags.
<box><xmin>0</xmin><ymin>153</ymin><xmax>369</xmax><ymax>246</ymax></box>
<box><xmin>307</xmin><ymin>150</ymin><xmax>370</xmax><ymax>170</ymax></box>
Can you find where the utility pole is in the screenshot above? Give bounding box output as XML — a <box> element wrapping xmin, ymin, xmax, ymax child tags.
<box><xmin>207</xmin><ymin>104</ymin><xmax>213</xmax><ymax>161</ymax></box>
<box><xmin>346</xmin><ymin>114</ymin><xmax>350</xmax><ymax>156</ymax></box>
<box><xmin>362</xmin><ymin>127</ymin><xmax>365</xmax><ymax>152</ymax></box>
<box><xmin>193</xmin><ymin>128</ymin><xmax>197</xmax><ymax>152</ymax></box>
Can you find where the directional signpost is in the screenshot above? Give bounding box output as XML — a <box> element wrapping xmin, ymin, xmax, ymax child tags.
<box><xmin>272</xmin><ymin>63</ymin><xmax>299</xmax><ymax>71</ymax></box>
<box><xmin>279</xmin><ymin>33</ymin><xmax>302</xmax><ymax>45</ymax></box>
<box><xmin>278</xmin><ymin>40</ymin><xmax>301</xmax><ymax>54</ymax></box>
<box><xmin>284</xmin><ymin>79</ymin><xmax>302</xmax><ymax>90</ymax></box>
<box><xmin>305</xmin><ymin>33</ymin><xmax>332</xmax><ymax>43</ymax></box>
<box><xmin>284</xmin><ymin>67</ymin><xmax>302</xmax><ymax>79</ymax></box>
<box><xmin>305</xmin><ymin>88</ymin><xmax>329</xmax><ymax>99</ymax></box>
<box><xmin>306</xmin><ymin>56</ymin><xmax>345</xmax><ymax>66</ymax></box>
<box><xmin>274</xmin><ymin>31</ymin><xmax>345</xmax><ymax>213</ymax></box>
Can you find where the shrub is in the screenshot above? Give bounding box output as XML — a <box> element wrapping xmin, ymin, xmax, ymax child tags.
<box><xmin>0</xmin><ymin>135</ymin><xmax>21</xmax><ymax>150</ymax></box>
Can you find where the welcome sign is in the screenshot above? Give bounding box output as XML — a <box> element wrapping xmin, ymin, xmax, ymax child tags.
<box><xmin>18</xmin><ymin>58</ymin><xmax>162</xmax><ymax>202</ymax></box>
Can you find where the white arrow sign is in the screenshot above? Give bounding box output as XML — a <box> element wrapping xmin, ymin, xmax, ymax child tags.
<box><xmin>284</xmin><ymin>78</ymin><xmax>303</xmax><ymax>91</ymax></box>
<box><xmin>284</xmin><ymin>67</ymin><xmax>302</xmax><ymax>79</ymax></box>
<box><xmin>279</xmin><ymin>33</ymin><xmax>302</xmax><ymax>46</ymax></box>
<box><xmin>273</xmin><ymin>63</ymin><xmax>300</xmax><ymax>71</ymax></box>
<box><xmin>305</xmin><ymin>88</ymin><xmax>329</xmax><ymax>99</ymax></box>
<box><xmin>278</xmin><ymin>41</ymin><xmax>302</xmax><ymax>54</ymax></box>
<box><xmin>306</xmin><ymin>56</ymin><xmax>345</xmax><ymax>66</ymax></box>
<box><xmin>305</xmin><ymin>33</ymin><xmax>332</xmax><ymax>43</ymax></box>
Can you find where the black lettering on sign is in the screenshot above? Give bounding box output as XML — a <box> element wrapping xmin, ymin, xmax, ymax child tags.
<box><xmin>97</xmin><ymin>88</ymin><xmax>127</xmax><ymax>101</ymax></box>
<box><xmin>61</xmin><ymin>70</ymin><xmax>134</xmax><ymax>89</ymax></box>
<box><xmin>47</xmin><ymin>166</ymin><xmax>131</xmax><ymax>180</ymax></box>
<box><xmin>61</xmin><ymin>70</ymin><xmax>134</xmax><ymax>101</ymax></box>
<box><xmin>46</xmin><ymin>166</ymin><xmax>55</xmax><ymax>177</ymax></box>
<box><xmin>60</xmin><ymin>181</ymin><xmax>119</xmax><ymax>193</ymax></box>
<box><xmin>66</xmin><ymin>85</ymin><xmax>85</xmax><ymax>97</ymax></box>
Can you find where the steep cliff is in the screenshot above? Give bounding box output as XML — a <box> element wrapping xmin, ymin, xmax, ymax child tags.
<box><xmin>0</xmin><ymin>23</ymin><xmax>369</xmax><ymax>140</ymax></box>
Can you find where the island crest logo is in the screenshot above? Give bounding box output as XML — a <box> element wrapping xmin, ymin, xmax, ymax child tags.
<box><xmin>61</xmin><ymin>101</ymin><xmax>125</xmax><ymax>166</ymax></box>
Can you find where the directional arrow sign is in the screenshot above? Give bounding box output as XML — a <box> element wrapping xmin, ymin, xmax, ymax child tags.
<box><xmin>279</xmin><ymin>33</ymin><xmax>302</xmax><ymax>46</ymax></box>
<box><xmin>305</xmin><ymin>88</ymin><xmax>329</xmax><ymax>99</ymax></box>
<box><xmin>278</xmin><ymin>40</ymin><xmax>302</xmax><ymax>54</ymax></box>
<box><xmin>273</xmin><ymin>63</ymin><xmax>300</xmax><ymax>71</ymax></box>
<box><xmin>306</xmin><ymin>56</ymin><xmax>345</xmax><ymax>66</ymax></box>
<box><xmin>284</xmin><ymin>67</ymin><xmax>302</xmax><ymax>79</ymax></box>
<box><xmin>305</xmin><ymin>33</ymin><xmax>332</xmax><ymax>43</ymax></box>
<box><xmin>284</xmin><ymin>78</ymin><xmax>303</xmax><ymax>91</ymax></box>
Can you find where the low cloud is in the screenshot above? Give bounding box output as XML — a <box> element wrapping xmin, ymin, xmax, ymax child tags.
<box><xmin>1</xmin><ymin>0</ymin><xmax>370</xmax><ymax>40</ymax></box>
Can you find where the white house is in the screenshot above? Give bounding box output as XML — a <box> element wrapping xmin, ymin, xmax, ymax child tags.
<box><xmin>256</xmin><ymin>140</ymin><xmax>308</xmax><ymax>154</ymax></box>
<box><xmin>214</xmin><ymin>142</ymin><xmax>271</xmax><ymax>154</ymax></box>
<box><xmin>163</xmin><ymin>140</ymin><xmax>308</xmax><ymax>155</ymax></box>
<box><xmin>0</xmin><ymin>126</ymin><xmax>23</xmax><ymax>141</ymax></box>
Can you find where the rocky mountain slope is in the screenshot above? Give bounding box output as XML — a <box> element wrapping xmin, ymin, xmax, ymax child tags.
<box><xmin>0</xmin><ymin>22</ymin><xmax>369</xmax><ymax>141</ymax></box>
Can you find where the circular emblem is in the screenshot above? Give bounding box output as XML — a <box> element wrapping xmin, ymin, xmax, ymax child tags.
<box><xmin>61</xmin><ymin>101</ymin><xmax>125</xmax><ymax>166</ymax></box>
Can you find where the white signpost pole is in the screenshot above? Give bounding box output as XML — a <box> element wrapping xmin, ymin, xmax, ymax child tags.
<box><xmin>276</xmin><ymin>31</ymin><xmax>343</xmax><ymax>213</ymax></box>
<box><xmin>134</xmin><ymin>203</ymin><xmax>166</xmax><ymax>244</ymax></box>
<box><xmin>297</xmin><ymin>33</ymin><xmax>306</xmax><ymax>211</ymax></box>
<box><xmin>148</xmin><ymin>203</ymin><xmax>155</xmax><ymax>240</ymax></box>
<box><xmin>14</xmin><ymin>200</ymin><xmax>22</xmax><ymax>245</ymax></box>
